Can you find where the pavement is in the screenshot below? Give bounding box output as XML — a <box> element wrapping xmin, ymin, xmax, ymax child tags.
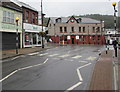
<box><xmin>0</xmin><ymin>43</ymin><xmax>58</xmax><ymax>60</ymax></box>
<box><xmin>0</xmin><ymin>44</ymin><xmax>120</xmax><ymax>91</ymax></box>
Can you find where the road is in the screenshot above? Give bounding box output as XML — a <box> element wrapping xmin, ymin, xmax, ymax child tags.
<box><xmin>2</xmin><ymin>45</ymin><xmax>104</xmax><ymax>91</ymax></box>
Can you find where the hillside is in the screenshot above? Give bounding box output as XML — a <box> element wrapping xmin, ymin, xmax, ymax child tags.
<box><xmin>77</xmin><ymin>14</ymin><xmax>115</xmax><ymax>29</ymax></box>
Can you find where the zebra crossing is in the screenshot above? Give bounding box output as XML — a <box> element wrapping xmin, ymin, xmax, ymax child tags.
<box><xmin>27</xmin><ymin>52</ymin><xmax>97</xmax><ymax>61</ymax></box>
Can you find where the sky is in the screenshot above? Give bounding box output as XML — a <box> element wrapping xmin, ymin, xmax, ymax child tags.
<box><xmin>18</xmin><ymin>0</ymin><xmax>120</xmax><ymax>17</ymax></box>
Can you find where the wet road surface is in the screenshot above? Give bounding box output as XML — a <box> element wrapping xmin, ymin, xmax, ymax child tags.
<box><xmin>2</xmin><ymin>45</ymin><xmax>104</xmax><ymax>90</ymax></box>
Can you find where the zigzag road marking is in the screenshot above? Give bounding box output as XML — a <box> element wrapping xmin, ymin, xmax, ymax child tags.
<box><xmin>72</xmin><ymin>55</ymin><xmax>82</xmax><ymax>59</ymax></box>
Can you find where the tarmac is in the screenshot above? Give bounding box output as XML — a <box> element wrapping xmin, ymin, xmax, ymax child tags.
<box><xmin>0</xmin><ymin>44</ymin><xmax>120</xmax><ymax>91</ymax></box>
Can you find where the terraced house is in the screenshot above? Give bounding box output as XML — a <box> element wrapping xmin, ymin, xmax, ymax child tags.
<box><xmin>48</xmin><ymin>16</ymin><xmax>105</xmax><ymax>45</ymax></box>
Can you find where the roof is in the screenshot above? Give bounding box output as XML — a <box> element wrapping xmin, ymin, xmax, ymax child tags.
<box><xmin>50</xmin><ymin>16</ymin><xmax>101</xmax><ymax>24</ymax></box>
<box><xmin>2</xmin><ymin>0</ymin><xmax>38</xmax><ymax>12</ymax></box>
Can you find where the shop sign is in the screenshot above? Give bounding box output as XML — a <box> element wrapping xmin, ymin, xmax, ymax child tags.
<box><xmin>1</xmin><ymin>23</ymin><xmax>21</xmax><ymax>30</ymax></box>
<box><xmin>76</xmin><ymin>36</ymin><xmax>79</xmax><ymax>39</ymax></box>
<box><xmin>23</xmin><ymin>23</ymin><xmax>42</xmax><ymax>32</ymax></box>
<box><xmin>67</xmin><ymin>36</ymin><xmax>70</xmax><ymax>39</ymax></box>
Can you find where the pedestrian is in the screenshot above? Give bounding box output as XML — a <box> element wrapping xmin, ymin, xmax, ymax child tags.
<box><xmin>112</xmin><ymin>39</ymin><xmax>118</xmax><ymax>57</ymax></box>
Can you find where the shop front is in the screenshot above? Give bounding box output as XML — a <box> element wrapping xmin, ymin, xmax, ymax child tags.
<box><xmin>23</xmin><ymin>23</ymin><xmax>42</xmax><ymax>48</ymax></box>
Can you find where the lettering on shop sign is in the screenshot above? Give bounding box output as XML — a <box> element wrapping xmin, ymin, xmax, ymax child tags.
<box><xmin>1</xmin><ymin>23</ymin><xmax>21</xmax><ymax>30</ymax></box>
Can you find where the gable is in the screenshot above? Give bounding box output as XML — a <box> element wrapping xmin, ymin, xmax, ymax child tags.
<box><xmin>67</xmin><ymin>16</ymin><xmax>78</xmax><ymax>24</ymax></box>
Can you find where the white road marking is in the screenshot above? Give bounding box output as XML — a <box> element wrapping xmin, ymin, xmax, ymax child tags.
<box><xmin>0</xmin><ymin>58</ymin><xmax>49</xmax><ymax>82</ymax></box>
<box><xmin>39</xmin><ymin>53</ymin><xmax>48</xmax><ymax>56</ymax></box>
<box><xmin>86</xmin><ymin>56</ymin><xmax>96</xmax><ymax>61</ymax></box>
<box><xmin>77</xmin><ymin>69</ymin><xmax>83</xmax><ymax>81</ymax></box>
<box><xmin>66</xmin><ymin>62</ymin><xmax>92</xmax><ymax>91</ymax></box>
<box><xmin>18</xmin><ymin>58</ymin><xmax>48</xmax><ymax>71</ymax></box>
<box><xmin>59</xmin><ymin>54</ymin><xmax>69</xmax><ymax>58</ymax></box>
<box><xmin>72</xmin><ymin>55</ymin><xmax>82</xmax><ymax>59</ymax></box>
<box><xmin>28</xmin><ymin>52</ymin><xmax>39</xmax><ymax>56</ymax></box>
<box><xmin>79</xmin><ymin>61</ymin><xmax>88</xmax><ymax>63</ymax></box>
<box><xmin>113</xmin><ymin>61</ymin><xmax>118</xmax><ymax>90</ymax></box>
<box><xmin>65</xmin><ymin>82</ymin><xmax>82</xmax><ymax>91</ymax></box>
<box><xmin>11</xmin><ymin>56</ymin><xmax>20</xmax><ymax>60</ymax></box>
<box><xmin>0</xmin><ymin>70</ymin><xmax>18</xmax><ymax>82</ymax></box>
<box><xmin>48</xmin><ymin>54</ymin><xmax>58</xmax><ymax>57</ymax></box>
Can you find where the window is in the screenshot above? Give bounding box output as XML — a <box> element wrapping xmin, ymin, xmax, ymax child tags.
<box><xmin>79</xmin><ymin>36</ymin><xmax>82</xmax><ymax>41</ymax></box>
<box><xmin>93</xmin><ymin>27</ymin><xmax>95</xmax><ymax>33</ymax></box>
<box><xmin>98</xmin><ymin>36</ymin><xmax>100</xmax><ymax>40</ymax></box>
<box><xmin>60</xmin><ymin>27</ymin><xmax>62</xmax><ymax>33</ymax></box>
<box><xmin>97</xmin><ymin>27</ymin><xmax>100</xmax><ymax>32</ymax></box>
<box><xmin>64</xmin><ymin>36</ymin><xmax>67</xmax><ymax>41</ymax></box>
<box><xmin>79</xmin><ymin>27</ymin><xmax>81</xmax><ymax>32</ymax></box>
<box><xmin>56</xmin><ymin>18</ymin><xmax>61</xmax><ymax>23</ymax></box>
<box><xmin>32</xmin><ymin>13</ymin><xmax>35</xmax><ymax>24</ymax></box>
<box><xmin>64</xmin><ymin>27</ymin><xmax>67</xmax><ymax>32</ymax></box>
<box><xmin>83</xmin><ymin>27</ymin><xmax>85</xmax><ymax>33</ymax></box>
<box><xmin>26</xmin><ymin>11</ymin><xmax>29</xmax><ymax>22</ymax></box>
<box><xmin>71</xmin><ymin>27</ymin><xmax>74</xmax><ymax>32</ymax></box>
<box><xmin>3</xmin><ymin>11</ymin><xmax>14</xmax><ymax>24</ymax></box>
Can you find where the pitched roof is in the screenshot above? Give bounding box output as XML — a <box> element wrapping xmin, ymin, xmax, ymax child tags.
<box><xmin>3</xmin><ymin>0</ymin><xmax>38</xmax><ymax>12</ymax></box>
<box><xmin>50</xmin><ymin>16</ymin><xmax>101</xmax><ymax>24</ymax></box>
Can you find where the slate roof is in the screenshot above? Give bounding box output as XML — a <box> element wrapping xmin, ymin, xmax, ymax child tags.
<box><xmin>50</xmin><ymin>17</ymin><xmax>101</xmax><ymax>24</ymax></box>
<box><xmin>3</xmin><ymin>0</ymin><xmax>38</xmax><ymax>12</ymax></box>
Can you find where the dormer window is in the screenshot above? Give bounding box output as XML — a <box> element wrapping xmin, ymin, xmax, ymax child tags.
<box><xmin>77</xmin><ymin>18</ymin><xmax>82</xmax><ymax>23</ymax></box>
<box><xmin>56</xmin><ymin>18</ymin><xmax>61</xmax><ymax>23</ymax></box>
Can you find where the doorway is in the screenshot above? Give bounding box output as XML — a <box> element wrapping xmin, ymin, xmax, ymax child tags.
<box><xmin>72</xmin><ymin>38</ymin><xmax>74</xmax><ymax>44</ymax></box>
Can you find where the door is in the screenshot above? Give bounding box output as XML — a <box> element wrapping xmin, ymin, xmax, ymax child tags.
<box><xmin>72</xmin><ymin>38</ymin><xmax>74</xmax><ymax>44</ymax></box>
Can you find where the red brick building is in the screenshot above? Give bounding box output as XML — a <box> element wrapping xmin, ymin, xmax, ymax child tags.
<box><xmin>47</xmin><ymin>16</ymin><xmax>105</xmax><ymax>45</ymax></box>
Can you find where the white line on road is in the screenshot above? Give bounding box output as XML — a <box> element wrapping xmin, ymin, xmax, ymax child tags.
<box><xmin>59</xmin><ymin>54</ymin><xmax>69</xmax><ymax>58</ymax></box>
<box><xmin>28</xmin><ymin>52</ymin><xmax>39</xmax><ymax>56</ymax></box>
<box><xmin>79</xmin><ymin>61</ymin><xmax>88</xmax><ymax>63</ymax></box>
<box><xmin>66</xmin><ymin>62</ymin><xmax>92</xmax><ymax>91</ymax></box>
<box><xmin>0</xmin><ymin>70</ymin><xmax>18</xmax><ymax>82</ymax></box>
<box><xmin>72</xmin><ymin>55</ymin><xmax>82</xmax><ymax>59</ymax></box>
<box><xmin>18</xmin><ymin>58</ymin><xmax>48</xmax><ymax>71</ymax></box>
<box><xmin>65</xmin><ymin>82</ymin><xmax>82</xmax><ymax>91</ymax></box>
<box><xmin>11</xmin><ymin>56</ymin><xmax>20</xmax><ymax>60</ymax></box>
<box><xmin>86</xmin><ymin>56</ymin><xmax>96</xmax><ymax>61</ymax></box>
<box><xmin>0</xmin><ymin>58</ymin><xmax>49</xmax><ymax>82</ymax></box>
<box><xmin>39</xmin><ymin>53</ymin><xmax>48</xmax><ymax>56</ymax></box>
<box><xmin>48</xmin><ymin>54</ymin><xmax>58</xmax><ymax>57</ymax></box>
<box><xmin>77</xmin><ymin>69</ymin><xmax>83</xmax><ymax>81</ymax></box>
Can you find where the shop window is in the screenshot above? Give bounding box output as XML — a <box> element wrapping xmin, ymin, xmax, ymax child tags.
<box><xmin>25</xmin><ymin>33</ymin><xmax>32</xmax><ymax>45</ymax></box>
<box><xmin>64</xmin><ymin>36</ymin><xmax>67</xmax><ymax>41</ymax></box>
<box><xmin>79</xmin><ymin>36</ymin><xmax>82</xmax><ymax>41</ymax></box>
<box><xmin>98</xmin><ymin>36</ymin><xmax>100</xmax><ymax>40</ymax></box>
<box><xmin>60</xmin><ymin>36</ymin><xmax>63</xmax><ymax>41</ymax></box>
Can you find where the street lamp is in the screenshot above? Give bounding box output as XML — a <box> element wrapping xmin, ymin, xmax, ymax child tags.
<box><xmin>16</xmin><ymin>17</ymin><xmax>19</xmax><ymax>54</ymax></box>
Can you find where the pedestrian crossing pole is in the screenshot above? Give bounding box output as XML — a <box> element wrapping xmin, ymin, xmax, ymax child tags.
<box><xmin>112</xmin><ymin>2</ymin><xmax>118</xmax><ymax>57</ymax></box>
<box><xmin>16</xmin><ymin>17</ymin><xmax>19</xmax><ymax>54</ymax></box>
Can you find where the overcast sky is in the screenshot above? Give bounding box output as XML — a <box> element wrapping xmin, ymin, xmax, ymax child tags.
<box><xmin>18</xmin><ymin>0</ymin><xmax>120</xmax><ymax>17</ymax></box>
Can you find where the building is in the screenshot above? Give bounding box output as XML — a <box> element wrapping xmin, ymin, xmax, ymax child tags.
<box><xmin>47</xmin><ymin>16</ymin><xmax>105</xmax><ymax>45</ymax></box>
<box><xmin>16</xmin><ymin>1</ymin><xmax>43</xmax><ymax>48</ymax></box>
<box><xmin>0</xmin><ymin>0</ymin><xmax>23</xmax><ymax>50</ymax></box>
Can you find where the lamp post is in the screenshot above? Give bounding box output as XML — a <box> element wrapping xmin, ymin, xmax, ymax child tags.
<box><xmin>41</xmin><ymin>0</ymin><xmax>44</xmax><ymax>48</ymax></box>
<box><xmin>16</xmin><ymin>17</ymin><xmax>19</xmax><ymax>54</ymax></box>
<box><xmin>112</xmin><ymin>2</ymin><xmax>118</xmax><ymax>57</ymax></box>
